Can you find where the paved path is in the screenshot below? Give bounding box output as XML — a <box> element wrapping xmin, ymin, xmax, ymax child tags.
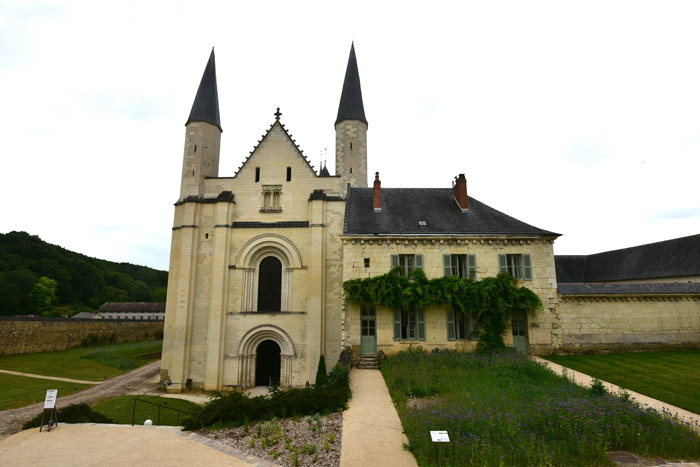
<box><xmin>0</xmin><ymin>369</ymin><xmax>102</xmax><ymax>385</ymax></box>
<box><xmin>0</xmin><ymin>424</ymin><xmax>275</xmax><ymax>467</ymax></box>
<box><xmin>533</xmin><ymin>356</ymin><xmax>700</xmax><ymax>430</ymax></box>
<box><xmin>340</xmin><ymin>368</ymin><xmax>418</xmax><ymax>467</ymax></box>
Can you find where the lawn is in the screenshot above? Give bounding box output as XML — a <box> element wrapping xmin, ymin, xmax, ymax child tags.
<box><xmin>0</xmin><ymin>340</ymin><xmax>162</xmax><ymax>382</ymax></box>
<box><xmin>382</xmin><ymin>349</ymin><xmax>700</xmax><ymax>466</ymax></box>
<box><xmin>542</xmin><ymin>350</ymin><xmax>700</xmax><ymax>415</ymax></box>
<box><xmin>92</xmin><ymin>395</ymin><xmax>201</xmax><ymax>426</ymax></box>
<box><xmin>0</xmin><ymin>373</ymin><xmax>88</xmax><ymax>411</ymax></box>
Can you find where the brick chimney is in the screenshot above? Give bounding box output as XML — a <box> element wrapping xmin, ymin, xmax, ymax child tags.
<box><xmin>453</xmin><ymin>174</ymin><xmax>468</xmax><ymax>211</ymax></box>
<box><xmin>373</xmin><ymin>172</ymin><xmax>381</xmax><ymax>211</ymax></box>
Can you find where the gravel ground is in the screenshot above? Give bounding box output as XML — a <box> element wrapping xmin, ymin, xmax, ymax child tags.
<box><xmin>198</xmin><ymin>412</ymin><xmax>343</xmax><ymax>467</ymax></box>
<box><xmin>0</xmin><ymin>360</ymin><xmax>161</xmax><ymax>441</ymax></box>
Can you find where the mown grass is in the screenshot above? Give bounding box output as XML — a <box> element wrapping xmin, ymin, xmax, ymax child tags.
<box><xmin>92</xmin><ymin>395</ymin><xmax>201</xmax><ymax>426</ymax></box>
<box><xmin>0</xmin><ymin>340</ymin><xmax>162</xmax><ymax>381</ymax></box>
<box><xmin>382</xmin><ymin>349</ymin><xmax>700</xmax><ymax>466</ymax></box>
<box><xmin>542</xmin><ymin>350</ymin><xmax>700</xmax><ymax>415</ymax></box>
<box><xmin>0</xmin><ymin>373</ymin><xmax>88</xmax><ymax>411</ymax></box>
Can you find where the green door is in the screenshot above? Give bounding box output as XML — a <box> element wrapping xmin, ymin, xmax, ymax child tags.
<box><xmin>361</xmin><ymin>306</ymin><xmax>377</xmax><ymax>355</ymax></box>
<box><xmin>511</xmin><ymin>311</ymin><xmax>529</xmax><ymax>354</ymax></box>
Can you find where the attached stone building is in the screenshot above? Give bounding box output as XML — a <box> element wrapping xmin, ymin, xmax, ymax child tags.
<box><xmin>160</xmin><ymin>45</ymin><xmax>700</xmax><ymax>392</ymax></box>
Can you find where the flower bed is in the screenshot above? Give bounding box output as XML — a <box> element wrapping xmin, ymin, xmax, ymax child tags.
<box><xmin>382</xmin><ymin>348</ymin><xmax>700</xmax><ymax>466</ymax></box>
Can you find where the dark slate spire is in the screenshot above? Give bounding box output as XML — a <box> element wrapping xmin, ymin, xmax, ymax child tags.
<box><xmin>335</xmin><ymin>43</ymin><xmax>367</xmax><ymax>125</ymax></box>
<box><xmin>186</xmin><ymin>48</ymin><xmax>222</xmax><ymax>131</ymax></box>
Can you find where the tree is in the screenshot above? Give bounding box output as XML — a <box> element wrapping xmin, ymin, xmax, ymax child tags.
<box><xmin>27</xmin><ymin>276</ymin><xmax>58</xmax><ymax>313</ymax></box>
<box><xmin>315</xmin><ymin>355</ymin><xmax>328</xmax><ymax>386</ymax></box>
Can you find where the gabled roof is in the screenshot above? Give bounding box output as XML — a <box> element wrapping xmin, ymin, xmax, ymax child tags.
<box><xmin>555</xmin><ymin>234</ymin><xmax>700</xmax><ymax>282</ymax></box>
<box><xmin>344</xmin><ymin>188</ymin><xmax>560</xmax><ymax>236</ymax></box>
<box><xmin>232</xmin><ymin>114</ymin><xmax>317</xmax><ymax>178</ymax></box>
<box><xmin>186</xmin><ymin>48</ymin><xmax>222</xmax><ymax>131</ymax></box>
<box><xmin>335</xmin><ymin>43</ymin><xmax>367</xmax><ymax>126</ymax></box>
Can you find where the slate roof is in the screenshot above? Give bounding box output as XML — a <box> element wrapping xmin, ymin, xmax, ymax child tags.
<box><xmin>98</xmin><ymin>302</ymin><xmax>166</xmax><ymax>313</ymax></box>
<box><xmin>558</xmin><ymin>282</ymin><xmax>700</xmax><ymax>295</ymax></box>
<box><xmin>344</xmin><ymin>188</ymin><xmax>560</xmax><ymax>236</ymax></box>
<box><xmin>335</xmin><ymin>43</ymin><xmax>367</xmax><ymax>125</ymax></box>
<box><xmin>555</xmin><ymin>234</ymin><xmax>700</xmax><ymax>282</ymax></box>
<box><xmin>186</xmin><ymin>48</ymin><xmax>222</xmax><ymax>131</ymax></box>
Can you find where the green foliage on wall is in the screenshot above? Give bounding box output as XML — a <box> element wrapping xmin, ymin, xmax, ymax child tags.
<box><xmin>343</xmin><ymin>268</ymin><xmax>542</xmax><ymax>350</ymax></box>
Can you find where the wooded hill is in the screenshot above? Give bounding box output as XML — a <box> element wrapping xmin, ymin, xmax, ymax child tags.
<box><xmin>0</xmin><ymin>231</ymin><xmax>168</xmax><ymax>316</ymax></box>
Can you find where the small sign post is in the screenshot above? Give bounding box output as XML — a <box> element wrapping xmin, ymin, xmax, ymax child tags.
<box><xmin>430</xmin><ymin>430</ymin><xmax>449</xmax><ymax>466</ymax></box>
<box><xmin>40</xmin><ymin>389</ymin><xmax>58</xmax><ymax>432</ymax></box>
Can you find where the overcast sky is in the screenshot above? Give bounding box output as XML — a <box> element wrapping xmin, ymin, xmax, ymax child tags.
<box><xmin>1</xmin><ymin>1</ymin><xmax>699</xmax><ymax>271</ymax></box>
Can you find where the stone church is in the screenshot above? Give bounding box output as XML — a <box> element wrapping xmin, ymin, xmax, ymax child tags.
<box><xmin>161</xmin><ymin>45</ymin><xmax>700</xmax><ymax>392</ymax></box>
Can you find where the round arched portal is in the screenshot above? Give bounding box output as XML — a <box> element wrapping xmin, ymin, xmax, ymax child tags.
<box><xmin>237</xmin><ymin>325</ymin><xmax>296</xmax><ymax>388</ymax></box>
<box><xmin>255</xmin><ymin>340</ymin><xmax>281</xmax><ymax>386</ymax></box>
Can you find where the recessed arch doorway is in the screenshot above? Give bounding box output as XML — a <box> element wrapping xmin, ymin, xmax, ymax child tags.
<box><xmin>255</xmin><ymin>339</ymin><xmax>281</xmax><ymax>386</ymax></box>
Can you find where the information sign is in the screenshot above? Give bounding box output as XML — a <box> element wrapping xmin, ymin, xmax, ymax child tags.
<box><xmin>430</xmin><ymin>430</ymin><xmax>450</xmax><ymax>443</ymax></box>
<box><xmin>44</xmin><ymin>389</ymin><xmax>58</xmax><ymax>409</ymax></box>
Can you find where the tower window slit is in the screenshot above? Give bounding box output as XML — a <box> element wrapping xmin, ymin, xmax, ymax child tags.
<box><xmin>287</xmin><ymin>167</ymin><xmax>292</xmax><ymax>182</ymax></box>
<box><xmin>255</xmin><ymin>167</ymin><xmax>260</xmax><ymax>182</ymax></box>
<box><xmin>350</xmin><ymin>168</ymin><xmax>353</xmax><ymax>174</ymax></box>
<box><xmin>350</xmin><ymin>142</ymin><xmax>353</xmax><ymax>150</ymax></box>
<box><xmin>194</xmin><ymin>145</ymin><xmax>197</xmax><ymax>152</ymax></box>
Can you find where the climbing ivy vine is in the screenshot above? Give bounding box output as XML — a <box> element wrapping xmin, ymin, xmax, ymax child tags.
<box><xmin>343</xmin><ymin>268</ymin><xmax>542</xmax><ymax>351</ymax></box>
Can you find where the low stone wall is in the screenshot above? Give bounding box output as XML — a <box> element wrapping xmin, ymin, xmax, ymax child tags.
<box><xmin>553</xmin><ymin>295</ymin><xmax>700</xmax><ymax>354</ymax></box>
<box><xmin>0</xmin><ymin>317</ymin><xmax>164</xmax><ymax>356</ymax></box>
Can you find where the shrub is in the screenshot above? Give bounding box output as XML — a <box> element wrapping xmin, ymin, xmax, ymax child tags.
<box><xmin>315</xmin><ymin>355</ymin><xmax>328</xmax><ymax>386</ymax></box>
<box><xmin>183</xmin><ymin>367</ymin><xmax>352</xmax><ymax>431</ymax></box>
<box><xmin>81</xmin><ymin>333</ymin><xmax>117</xmax><ymax>348</ymax></box>
<box><xmin>590</xmin><ymin>378</ymin><xmax>608</xmax><ymax>397</ymax></box>
<box><xmin>80</xmin><ymin>350</ymin><xmax>138</xmax><ymax>370</ymax></box>
<box><xmin>23</xmin><ymin>403</ymin><xmax>114</xmax><ymax>429</ymax></box>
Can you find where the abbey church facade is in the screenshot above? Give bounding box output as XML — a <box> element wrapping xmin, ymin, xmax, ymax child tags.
<box><xmin>161</xmin><ymin>45</ymin><xmax>700</xmax><ymax>392</ymax></box>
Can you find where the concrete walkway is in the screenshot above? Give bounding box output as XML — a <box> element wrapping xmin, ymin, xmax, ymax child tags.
<box><xmin>533</xmin><ymin>356</ymin><xmax>700</xmax><ymax>430</ymax></box>
<box><xmin>340</xmin><ymin>368</ymin><xmax>418</xmax><ymax>467</ymax></box>
<box><xmin>0</xmin><ymin>369</ymin><xmax>102</xmax><ymax>385</ymax></box>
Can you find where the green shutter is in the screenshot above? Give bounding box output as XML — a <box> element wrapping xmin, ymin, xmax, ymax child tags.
<box><xmin>393</xmin><ymin>308</ymin><xmax>401</xmax><ymax>340</ymax></box>
<box><xmin>446</xmin><ymin>308</ymin><xmax>455</xmax><ymax>341</ymax></box>
<box><xmin>468</xmin><ymin>254</ymin><xmax>477</xmax><ymax>280</ymax></box>
<box><xmin>523</xmin><ymin>254</ymin><xmax>532</xmax><ymax>281</ymax></box>
<box><xmin>418</xmin><ymin>307</ymin><xmax>426</xmax><ymax>341</ymax></box>
<box><xmin>391</xmin><ymin>254</ymin><xmax>399</xmax><ymax>270</ymax></box>
<box><xmin>443</xmin><ymin>254</ymin><xmax>452</xmax><ymax>277</ymax></box>
<box><xmin>415</xmin><ymin>254</ymin><xmax>423</xmax><ymax>270</ymax></box>
<box><xmin>499</xmin><ymin>254</ymin><xmax>507</xmax><ymax>274</ymax></box>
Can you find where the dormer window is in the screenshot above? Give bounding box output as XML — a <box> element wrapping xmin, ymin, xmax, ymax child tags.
<box><xmin>261</xmin><ymin>185</ymin><xmax>282</xmax><ymax>212</ymax></box>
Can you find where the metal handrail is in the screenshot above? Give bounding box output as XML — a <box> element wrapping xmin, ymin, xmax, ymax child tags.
<box><xmin>131</xmin><ymin>397</ymin><xmax>196</xmax><ymax>426</ymax></box>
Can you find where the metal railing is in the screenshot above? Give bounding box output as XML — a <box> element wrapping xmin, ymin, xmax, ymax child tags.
<box><xmin>131</xmin><ymin>398</ymin><xmax>196</xmax><ymax>426</ymax></box>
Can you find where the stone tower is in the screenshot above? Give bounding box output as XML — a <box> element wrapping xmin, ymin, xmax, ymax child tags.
<box><xmin>180</xmin><ymin>48</ymin><xmax>222</xmax><ymax>199</ymax></box>
<box><xmin>335</xmin><ymin>43</ymin><xmax>368</xmax><ymax>194</ymax></box>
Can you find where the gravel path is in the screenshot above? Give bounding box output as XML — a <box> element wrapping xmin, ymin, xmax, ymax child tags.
<box><xmin>0</xmin><ymin>360</ymin><xmax>161</xmax><ymax>441</ymax></box>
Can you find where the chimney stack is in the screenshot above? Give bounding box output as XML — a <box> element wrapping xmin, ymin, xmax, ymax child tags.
<box><xmin>453</xmin><ymin>174</ymin><xmax>468</xmax><ymax>211</ymax></box>
<box><xmin>373</xmin><ymin>172</ymin><xmax>381</xmax><ymax>211</ymax></box>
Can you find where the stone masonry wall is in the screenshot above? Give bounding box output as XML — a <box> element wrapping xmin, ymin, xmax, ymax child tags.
<box><xmin>0</xmin><ymin>317</ymin><xmax>164</xmax><ymax>356</ymax></box>
<box><xmin>554</xmin><ymin>296</ymin><xmax>700</xmax><ymax>354</ymax></box>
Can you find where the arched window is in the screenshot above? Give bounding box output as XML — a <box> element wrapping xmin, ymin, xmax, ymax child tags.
<box><xmin>257</xmin><ymin>256</ymin><xmax>282</xmax><ymax>312</ymax></box>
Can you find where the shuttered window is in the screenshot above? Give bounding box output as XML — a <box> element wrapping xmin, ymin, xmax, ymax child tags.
<box><xmin>390</xmin><ymin>254</ymin><xmax>424</xmax><ymax>276</ymax></box>
<box><xmin>498</xmin><ymin>254</ymin><xmax>532</xmax><ymax>281</ymax></box>
<box><xmin>447</xmin><ymin>308</ymin><xmax>480</xmax><ymax>341</ymax></box>
<box><xmin>393</xmin><ymin>306</ymin><xmax>426</xmax><ymax>341</ymax></box>
<box><xmin>443</xmin><ymin>254</ymin><xmax>477</xmax><ymax>280</ymax></box>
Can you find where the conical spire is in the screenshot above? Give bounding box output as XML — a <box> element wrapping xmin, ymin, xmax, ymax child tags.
<box><xmin>186</xmin><ymin>48</ymin><xmax>222</xmax><ymax>131</ymax></box>
<box><xmin>335</xmin><ymin>43</ymin><xmax>367</xmax><ymax>126</ymax></box>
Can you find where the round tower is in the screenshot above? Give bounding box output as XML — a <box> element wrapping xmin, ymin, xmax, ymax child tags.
<box><xmin>180</xmin><ymin>48</ymin><xmax>222</xmax><ymax>199</ymax></box>
<box><xmin>335</xmin><ymin>43</ymin><xmax>368</xmax><ymax>193</ymax></box>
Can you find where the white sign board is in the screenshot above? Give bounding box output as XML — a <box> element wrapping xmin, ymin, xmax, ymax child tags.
<box><xmin>430</xmin><ymin>430</ymin><xmax>450</xmax><ymax>443</ymax></box>
<box><xmin>44</xmin><ymin>389</ymin><xmax>58</xmax><ymax>409</ymax></box>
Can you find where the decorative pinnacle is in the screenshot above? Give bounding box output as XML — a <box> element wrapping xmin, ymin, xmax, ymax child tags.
<box><xmin>275</xmin><ymin>107</ymin><xmax>282</xmax><ymax>121</ymax></box>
